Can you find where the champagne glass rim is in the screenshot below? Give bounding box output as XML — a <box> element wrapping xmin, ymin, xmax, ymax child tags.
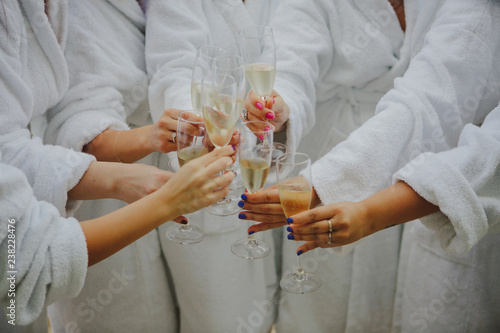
<box><xmin>241</xmin><ymin>120</ymin><xmax>274</xmax><ymax>135</ymax></box>
<box><xmin>178</xmin><ymin>110</ymin><xmax>204</xmax><ymax>125</ymax></box>
<box><xmin>276</xmin><ymin>152</ymin><xmax>311</xmax><ymax>166</ymax></box>
<box><xmin>239</xmin><ymin>25</ymin><xmax>273</xmax><ymax>38</ymax></box>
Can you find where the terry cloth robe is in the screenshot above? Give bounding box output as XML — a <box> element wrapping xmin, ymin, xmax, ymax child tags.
<box><xmin>43</xmin><ymin>1</ymin><xmax>178</xmax><ymax>332</ymax></box>
<box><xmin>0</xmin><ymin>161</ymin><xmax>88</xmax><ymax>327</ymax></box>
<box><xmin>271</xmin><ymin>0</ymin><xmax>500</xmax><ymax>332</ymax></box>
<box><xmin>391</xmin><ymin>104</ymin><xmax>500</xmax><ymax>332</ymax></box>
<box><xmin>0</xmin><ymin>0</ymin><xmax>95</xmax><ymax>217</ymax></box>
<box><xmin>146</xmin><ymin>1</ymin><xmax>281</xmax><ymax>332</ymax></box>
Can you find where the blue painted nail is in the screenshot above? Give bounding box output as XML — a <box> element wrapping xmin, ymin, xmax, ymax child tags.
<box><xmin>297</xmin><ymin>250</ymin><xmax>303</xmax><ymax>256</ymax></box>
<box><xmin>287</xmin><ymin>234</ymin><xmax>295</xmax><ymax>240</ymax></box>
<box><xmin>238</xmin><ymin>213</ymin><xmax>247</xmax><ymax>219</ymax></box>
<box><xmin>231</xmin><ymin>145</ymin><xmax>236</xmax><ymax>151</ymax></box>
<box><xmin>238</xmin><ymin>201</ymin><xmax>245</xmax><ymax>208</ymax></box>
<box><xmin>241</xmin><ymin>194</ymin><xmax>248</xmax><ymax>201</ymax></box>
<box><xmin>248</xmin><ymin>231</ymin><xmax>255</xmax><ymax>235</ymax></box>
<box><xmin>286</xmin><ymin>217</ymin><xmax>293</xmax><ymax>224</ymax></box>
<box><xmin>287</xmin><ymin>226</ymin><xmax>293</xmax><ymax>232</ymax></box>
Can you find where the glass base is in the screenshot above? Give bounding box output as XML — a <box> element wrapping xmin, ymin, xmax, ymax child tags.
<box><xmin>165</xmin><ymin>224</ymin><xmax>205</xmax><ymax>245</ymax></box>
<box><xmin>204</xmin><ymin>190</ymin><xmax>243</xmax><ymax>216</ymax></box>
<box><xmin>230</xmin><ymin>238</ymin><xmax>271</xmax><ymax>259</ymax></box>
<box><xmin>167</xmin><ymin>159</ymin><xmax>180</xmax><ymax>172</ymax></box>
<box><xmin>280</xmin><ymin>271</ymin><xmax>321</xmax><ymax>294</ymax></box>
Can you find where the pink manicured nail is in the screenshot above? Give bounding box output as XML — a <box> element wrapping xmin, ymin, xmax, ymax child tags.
<box><xmin>266</xmin><ymin>112</ymin><xmax>275</xmax><ymax>120</ymax></box>
<box><xmin>264</xmin><ymin>126</ymin><xmax>271</xmax><ymax>131</ymax></box>
<box><xmin>258</xmin><ymin>134</ymin><xmax>264</xmax><ymax>141</ymax></box>
<box><xmin>256</xmin><ymin>102</ymin><xmax>263</xmax><ymax>110</ymax></box>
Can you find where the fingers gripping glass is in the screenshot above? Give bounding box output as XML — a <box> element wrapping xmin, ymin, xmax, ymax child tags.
<box><xmin>165</xmin><ymin>111</ymin><xmax>208</xmax><ymax>244</ymax></box>
<box><xmin>231</xmin><ymin>121</ymin><xmax>274</xmax><ymax>259</ymax></box>
<box><xmin>277</xmin><ymin>153</ymin><xmax>321</xmax><ymax>294</ymax></box>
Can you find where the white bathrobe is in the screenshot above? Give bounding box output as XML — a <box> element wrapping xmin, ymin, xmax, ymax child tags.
<box><xmin>146</xmin><ymin>1</ymin><xmax>282</xmax><ymax>332</ymax></box>
<box><xmin>0</xmin><ymin>159</ymin><xmax>88</xmax><ymax>328</ymax></box>
<box><xmin>43</xmin><ymin>1</ymin><xmax>178</xmax><ymax>332</ymax></box>
<box><xmin>0</xmin><ymin>0</ymin><xmax>95</xmax><ymax>217</ymax></box>
<box><xmin>271</xmin><ymin>0</ymin><xmax>500</xmax><ymax>332</ymax></box>
<box><xmin>391</xmin><ymin>106</ymin><xmax>500</xmax><ymax>332</ymax></box>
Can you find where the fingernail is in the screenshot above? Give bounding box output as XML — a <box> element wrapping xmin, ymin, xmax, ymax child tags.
<box><xmin>287</xmin><ymin>217</ymin><xmax>293</xmax><ymax>224</ymax></box>
<box><xmin>256</xmin><ymin>102</ymin><xmax>263</xmax><ymax>110</ymax></box>
<box><xmin>264</xmin><ymin>126</ymin><xmax>271</xmax><ymax>131</ymax></box>
<box><xmin>297</xmin><ymin>250</ymin><xmax>303</xmax><ymax>256</ymax></box>
<box><xmin>265</xmin><ymin>112</ymin><xmax>275</xmax><ymax>120</ymax></box>
<box><xmin>248</xmin><ymin>231</ymin><xmax>255</xmax><ymax>235</ymax></box>
<box><xmin>287</xmin><ymin>234</ymin><xmax>295</xmax><ymax>240</ymax></box>
<box><xmin>258</xmin><ymin>134</ymin><xmax>264</xmax><ymax>141</ymax></box>
<box><xmin>181</xmin><ymin>220</ymin><xmax>188</xmax><ymax>225</ymax></box>
<box><xmin>241</xmin><ymin>194</ymin><xmax>248</xmax><ymax>201</ymax></box>
<box><xmin>271</xmin><ymin>96</ymin><xmax>275</xmax><ymax>104</ymax></box>
<box><xmin>287</xmin><ymin>226</ymin><xmax>293</xmax><ymax>232</ymax></box>
<box><xmin>238</xmin><ymin>213</ymin><xmax>247</xmax><ymax>219</ymax></box>
<box><xmin>238</xmin><ymin>200</ymin><xmax>245</xmax><ymax>208</ymax></box>
<box><xmin>231</xmin><ymin>145</ymin><xmax>236</xmax><ymax>151</ymax></box>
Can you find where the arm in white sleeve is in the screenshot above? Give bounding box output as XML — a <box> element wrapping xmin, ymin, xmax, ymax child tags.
<box><xmin>271</xmin><ymin>0</ymin><xmax>335</xmax><ymax>153</ymax></box>
<box><xmin>0</xmin><ymin>28</ymin><xmax>95</xmax><ymax>214</ymax></box>
<box><xmin>146</xmin><ymin>0</ymin><xmax>210</xmax><ymax>120</ymax></box>
<box><xmin>0</xmin><ymin>163</ymin><xmax>88</xmax><ymax>326</ymax></box>
<box><xmin>394</xmin><ymin>104</ymin><xmax>500</xmax><ymax>254</ymax></box>
<box><xmin>311</xmin><ymin>0</ymin><xmax>500</xmax><ymax>205</ymax></box>
<box><xmin>44</xmin><ymin>0</ymin><xmax>148</xmax><ymax>151</ymax></box>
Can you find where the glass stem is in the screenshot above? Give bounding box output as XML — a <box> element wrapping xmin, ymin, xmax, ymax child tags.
<box><xmin>296</xmin><ymin>243</ymin><xmax>304</xmax><ymax>276</ymax></box>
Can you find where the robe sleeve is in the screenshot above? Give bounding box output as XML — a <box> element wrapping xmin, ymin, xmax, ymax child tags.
<box><xmin>394</xmin><ymin>104</ymin><xmax>500</xmax><ymax>254</ymax></box>
<box><xmin>0</xmin><ymin>163</ymin><xmax>88</xmax><ymax>326</ymax></box>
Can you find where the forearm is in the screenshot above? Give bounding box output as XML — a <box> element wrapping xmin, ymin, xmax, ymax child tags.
<box><xmin>361</xmin><ymin>181</ymin><xmax>439</xmax><ymax>233</ymax></box>
<box><xmin>83</xmin><ymin>127</ymin><xmax>155</xmax><ymax>163</ymax></box>
<box><xmin>81</xmin><ymin>190</ymin><xmax>176</xmax><ymax>266</ymax></box>
<box><xmin>67</xmin><ymin>162</ymin><xmax>117</xmax><ymax>201</ymax></box>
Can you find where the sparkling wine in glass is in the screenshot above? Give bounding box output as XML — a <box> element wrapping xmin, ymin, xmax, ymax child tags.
<box><xmin>231</xmin><ymin>121</ymin><xmax>273</xmax><ymax>259</ymax></box>
<box><xmin>277</xmin><ymin>153</ymin><xmax>321</xmax><ymax>294</ymax></box>
<box><xmin>165</xmin><ymin>111</ymin><xmax>208</xmax><ymax>244</ymax></box>
<box><xmin>201</xmin><ymin>73</ymin><xmax>242</xmax><ymax>216</ymax></box>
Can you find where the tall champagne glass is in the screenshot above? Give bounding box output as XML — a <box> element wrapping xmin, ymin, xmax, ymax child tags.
<box><xmin>213</xmin><ymin>54</ymin><xmax>246</xmax><ymax>189</ymax></box>
<box><xmin>277</xmin><ymin>153</ymin><xmax>321</xmax><ymax>293</ymax></box>
<box><xmin>191</xmin><ymin>45</ymin><xmax>228</xmax><ymax>112</ymax></box>
<box><xmin>165</xmin><ymin>111</ymin><xmax>208</xmax><ymax>244</ymax></box>
<box><xmin>239</xmin><ymin>25</ymin><xmax>284</xmax><ymax>161</ymax></box>
<box><xmin>201</xmin><ymin>73</ymin><xmax>242</xmax><ymax>216</ymax></box>
<box><xmin>239</xmin><ymin>26</ymin><xmax>275</xmax><ymax>101</ymax></box>
<box><xmin>231</xmin><ymin>121</ymin><xmax>273</xmax><ymax>259</ymax></box>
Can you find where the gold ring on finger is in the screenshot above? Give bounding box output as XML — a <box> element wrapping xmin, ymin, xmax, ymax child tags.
<box><xmin>328</xmin><ymin>231</ymin><xmax>332</xmax><ymax>244</ymax></box>
<box><xmin>328</xmin><ymin>219</ymin><xmax>333</xmax><ymax>232</ymax></box>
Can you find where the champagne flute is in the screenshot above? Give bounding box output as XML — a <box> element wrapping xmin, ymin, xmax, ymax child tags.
<box><xmin>277</xmin><ymin>153</ymin><xmax>321</xmax><ymax>294</ymax></box>
<box><xmin>239</xmin><ymin>25</ymin><xmax>283</xmax><ymax>161</ymax></box>
<box><xmin>165</xmin><ymin>111</ymin><xmax>208</xmax><ymax>244</ymax></box>
<box><xmin>191</xmin><ymin>45</ymin><xmax>228</xmax><ymax>112</ymax></box>
<box><xmin>201</xmin><ymin>73</ymin><xmax>242</xmax><ymax>216</ymax></box>
<box><xmin>231</xmin><ymin>121</ymin><xmax>273</xmax><ymax>259</ymax></box>
<box><xmin>213</xmin><ymin>54</ymin><xmax>246</xmax><ymax>190</ymax></box>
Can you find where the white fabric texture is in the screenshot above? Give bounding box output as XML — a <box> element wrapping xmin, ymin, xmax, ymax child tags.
<box><xmin>391</xmin><ymin>104</ymin><xmax>500</xmax><ymax>333</ymax></box>
<box><xmin>0</xmin><ymin>162</ymin><xmax>88</xmax><ymax>326</ymax></box>
<box><xmin>0</xmin><ymin>0</ymin><xmax>95</xmax><ymax>216</ymax></box>
<box><xmin>271</xmin><ymin>0</ymin><xmax>500</xmax><ymax>332</ymax></box>
<box><xmin>146</xmin><ymin>1</ymin><xmax>281</xmax><ymax>332</ymax></box>
<box><xmin>44</xmin><ymin>1</ymin><xmax>178</xmax><ymax>332</ymax></box>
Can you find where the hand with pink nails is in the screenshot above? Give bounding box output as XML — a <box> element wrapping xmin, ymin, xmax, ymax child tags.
<box><xmin>244</xmin><ymin>90</ymin><xmax>290</xmax><ymax>133</ymax></box>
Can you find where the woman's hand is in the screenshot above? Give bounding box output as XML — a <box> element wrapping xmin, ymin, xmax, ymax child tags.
<box><xmin>286</xmin><ymin>201</ymin><xmax>373</xmax><ymax>255</ymax></box>
<box><xmin>243</xmin><ymin>90</ymin><xmax>290</xmax><ymax>133</ymax></box>
<box><xmin>158</xmin><ymin>145</ymin><xmax>237</xmax><ymax>217</ymax></box>
<box><xmin>149</xmin><ymin>108</ymin><xmax>184</xmax><ymax>153</ymax></box>
<box><xmin>238</xmin><ymin>185</ymin><xmax>289</xmax><ymax>233</ymax></box>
